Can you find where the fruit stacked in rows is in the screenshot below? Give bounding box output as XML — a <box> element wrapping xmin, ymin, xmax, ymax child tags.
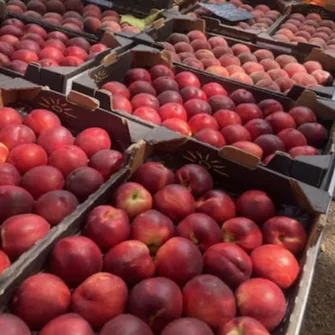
<box><xmin>0</xmin><ymin>107</ymin><xmax>123</xmax><ymax>274</ymax></box>
<box><xmin>6</xmin><ymin>0</ymin><xmax>141</xmax><ymax>34</ymax></box>
<box><xmin>102</xmin><ymin>65</ymin><xmax>327</xmax><ymax>162</ymax></box>
<box><xmin>159</xmin><ymin>30</ymin><xmax>332</xmax><ymax>93</ymax></box>
<box><xmin>0</xmin><ymin>18</ymin><xmax>108</xmax><ymax>74</ymax></box>
<box><xmin>0</xmin><ymin>161</ymin><xmax>308</xmax><ymax>334</ymax></box>
<box><xmin>273</xmin><ymin>12</ymin><xmax>335</xmax><ymax>50</ymax></box>
<box><xmin>187</xmin><ymin>1</ymin><xmax>281</xmax><ymax>32</ymax></box>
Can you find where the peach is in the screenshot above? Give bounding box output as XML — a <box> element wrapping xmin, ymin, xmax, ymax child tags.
<box><xmin>236</xmin><ymin>278</ymin><xmax>286</xmax><ymax>330</ymax></box>
<box><xmin>188</xmin><ymin>114</ymin><xmax>219</xmax><ymax>134</ymax></box>
<box><xmin>288</xmin><ymin>106</ymin><xmax>317</xmax><ymax>125</ymax></box>
<box><xmin>39</xmin><ymin>47</ymin><xmax>64</xmax><ymax>63</ymax></box>
<box><xmin>268</xmin><ymin>69</ymin><xmax>289</xmax><ymax>81</ymax></box>
<box><xmin>0</xmin><ymin>313</ymin><xmax>30</xmax><ymax>334</ymax></box>
<box><xmin>276</xmin><ymin>77</ymin><xmax>296</xmax><ymax>92</ymax></box>
<box><xmin>191</xmin><ymin>39</ymin><xmax>211</xmax><ymax>51</ymax></box>
<box><xmin>298</xmin><ymin>122</ymin><xmax>328</xmax><ymax>146</ymax></box>
<box><xmin>232</xmin><ymin>44</ymin><xmax>251</xmax><ymax>56</ymax></box>
<box><xmin>89</xmin><ymin>43</ymin><xmax>108</xmax><ymax>54</ymax></box>
<box><xmin>59</xmin><ymin>56</ymin><xmax>84</xmax><ymax>66</ymax></box>
<box><xmin>219</xmin><ymin>54</ymin><xmax>241</xmax><ymax>67</ymax></box>
<box><xmin>222</xmin><ymin>217</ymin><xmax>262</xmax><ymax>252</ymax></box>
<box><xmin>309</xmin><ymin>37</ymin><xmax>327</xmax><ymax>48</ymax></box>
<box><xmin>281</xmin><ymin>23</ymin><xmax>299</xmax><ymax>33</ymax></box>
<box><xmin>103</xmin><ymin>240</ymin><xmax>155</xmax><ymax>285</ymax></box>
<box><xmin>39</xmin><ymin>313</ymin><xmax>94</xmax><ymax>335</ymax></box>
<box><xmin>312</xmin><ymin>69</ymin><xmax>332</xmax><ymax>85</ymax></box>
<box><xmin>128</xmin><ymin>277</ymin><xmax>183</xmax><ymax>332</ymax></box>
<box><xmin>131</xmin><ymin>93</ymin><xmax>159</xmax><ymax>111</ymax></box>
<box><xmin>202</xmin><ymin>82</ymin><xmax>227</xmax><ymax>98</ymax></box>
<box><xmin>260</xmin><ymin>59</ymin><xmax>280</xmax><ymax>71</ymax></box>
<box><xmin>167</xmin><ymin>33</ymin><xmax>190</xmax><ymax>45</ymax></box>
<box><xmin>34</xmin><ymin>190</ymin><xmax>79</xmax><ymax>225</ymax></box>
<box><xmin>235</xmin><ymin>103</ymin><xmax>263</xmax><ymax>124</ymax></box>
<box><xmin>37</xmin><ymin>126</ymin><xmax>74</xmax><ymax>154</ymax></box>
<box><xmin>7</xmin><ymin>143</ymin><xmax>48</xmax><ymax>174</ymax></box>
<box><xmin>289</xmin><ymin>145</ymin><xmax>320</xmax><ymax>158</ymax></box>
<box><xmin>201</xmin><ymin>57</ymin><xmax>221</xmax><ymax>68</ymax></box>
<box><xmin>242</xmin><ymin>61</ymin><xmax>264</xmax><ymax>74</ymax></box>
<box><xmin>67</xmin><ymin>37</ymin><xmax>91</xmax><ymax>53</ymax></box>
<box><xmin>162</xmin><ymin>318</ymin><xmax>213</xmax><ymax>335</ymax></box>
<box><xmin>150</xmin><ymin>65</ymin><xmax>175</xmax><ymax>80</ymax></box>
<box><xmin>100</xmin><ymin>314</ymin><xmax>153</xmax><ymax>335</ymax></box>
<box><xmin>42</xmin><ymin>39</ymin><xmax>66</xmax><ymax>53</ymax></box>
<box><xmin>251</xmin><ymin>244</ymin><xmax>300</xmax><ymax>288</ymax></box>
<box><xmin>0</xmin><ymin>124</ymin><xmax>36</xmax><ymax>150</ymax></box>
<box><xmin>206</xmin><ymin>65</ymin><xmax>229</xmax><ymax>77</ymax></box>
<box><xmin>49</xmin><ymin>236</ymin><xmax>102</xmax><ymax>287</ymax></box>
<box><xmin>21</xmin><ymin>165</ymin><xmax>64</xmax><ymax>199</ymax></box>
<box><xmin>83</xmin><ymin>17</ymin><xmax>101</xmax><ymax>33</ymax></box>
<box><xmin>320</xmin><ymin>19</ymin><xmax>335</xmax><ymax>29</ymax></box>
<box><xmin>275</xmin><ymin>54</ymin><xmax>298</xmax><ymax>68</ymax></box>
<box><xmin>0</xmin><ymin>25</ymin><xmax>23</xmax><ymax>38</ymax></box>
<box><xmin>156</xmin><ymin>236</ymin><xmax>203</xmax><ymax>284</ymax></box>
<box><xmin>11</xmin><ymin>49</ymin><xmax>39</xmax><ymax>63</ymax></box>
<box><xmin>187</xmin><ymin>30</ymin><xmax>207</xmax><ymax>41</ymax></box>
<box><xmin>273</xmin><ymin>34</ymin><xmax>290</xmax><ymax>42</ymax></box>
<box><xmin>253</xmin><ymin>49</ymin><xmax>274</xmax><ymax>61</ymax></box>
<box><xmin>226</xmin><ymin>65</ymin><xmax>245</xmax><ymax>75</ymax></box>
<box><xmin>256</xmin><ymin>79</ymin><xmax>280</xmax><ymax>91</ymax></box>
<box><xmin>292</xmin><ymin>72</ymin><xmax>318</xmax><ymax>86</ymax></box>
<box><xmin>238</xmin><ymin>53</ymin><xmax>258</xmax><ymax>64</ymax></box>
<box><xmin>208</xmin><ymin>36</ymin><xmax>228</xmax><ymax>48</ymax></box>
<box><xmin>212</xmin><ymin>45</ymin><xmax>233</xmax><ymax>58</ymax></box>
<box><xmin>174</xmin><ymin>42</ymin><xmax>194</xmax><ymax>54</ymax></box>
<box><xmin>0</xmin><ymin>163</ymin><xmax>20</xmax><ymax>186</ymax></box>
<box><xmin>255</xmin><ymin>134</ymin><xmax>286</xmax><ymax>157</ymax></box>
<box><xmin>194</xmin><ymin>49</ymin><xmax>215</xmax><ymax>60</ymax></box>
<box><xmin>289</xmin><ymin>13</ymin><xmax>305</xmax><ymax>22</ymax></box>
<box><xmin>72</xmin><ymin>273</ymin><xmax>128</xmax><ymax>329</ymax></box>
<box><xmin>265</xmin><ymin>112</ymin><xmax>296</xmax><ymax>133</ymax></box>
<box><xmin>204</xmin><ymin>243</ymin><xmax>252</xmax><ymax>288</ymax></box>
<box><xmin>236</xmin><ymin>190</ymin><xmax>275</xmax><ymax>225</ymax></box>
<box><xmin>276</xmin><ymin>28</ymin><xmax>295</xmax><ymax>39</ymax></box>
<box><xmin>0</xmin><ymin>52</ymin><xmax>10</xmax><ymax>66</ymax></box>
<box><xmin>232</xmin><ymin>141</ymin><xmax>263</xmax><ymax>158</ymax></box>
<box><xmin>250</xmin><ymin>71</ymin><xmax>271</xmax><ymax>83</ymax></box>
<box><xmin>0</xmin><ymin>34</ymin><xmax>19</xmax><ymax>46</ymax></box>
<box><xmin>14</xmin><ymin>40</ymin><xmax>41</xmax><ymax>53</ymax></box>
<box><xmin>183</xmin><ymin>274</ymin><xmax>236</xmax><ymax>328</ymax></box>
<box><xmin>65</xmin><ymin>46</ymin><xmax>88</xmax><ymax>60</ymax></box>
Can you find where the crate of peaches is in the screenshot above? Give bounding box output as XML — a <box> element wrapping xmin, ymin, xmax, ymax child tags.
<box><xmin>72</xmin><ymin>44</ymin><xmax>335</xmax><ymax>189</ymax></box>
<box><xmin>258</xmin><ymin>4</ymin><xmax>335</xmax><ymax>51</ymax></box>
<box><xmin>182</xmin><ymin>0</ymin><xmax>287</xmax><ymax>41</ymax></box>
<box><xmin>5</xmin><ymin>0</ymin><xmax>171</xmax><ymax>37</ymax></box>
<box><xmin>0</xmin><ymin>132</ymin><xmax>330</xmax><ymax>335</ymax></box>
<box><xmin>0</xmin><ymin>15</ymin><xmax>133</xmax><ymax>92</ymax></box>
<box><xmin>140</xmin><ymin>17</ymin><xmax>335</xmax><ymax>98</ymax></box>
<box><xmin>0</xmin><ymin>77</ymin><xmax>145</xmax><ymax>283</ymax></box>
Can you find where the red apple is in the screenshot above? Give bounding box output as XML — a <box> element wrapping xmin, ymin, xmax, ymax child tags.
<box><xmin>183</xmin><ymin>274</ymin><xmax>236</xmax><ymax>328</ymax></box>
<box><xmin>222</xmin><ymin>217</ymin><xmax>263</xmax><ymax>252</ymax></box>
<box><xmin>84</xmin><ymin>205</ymin><xmax>130</xmax><ymax>252</ymax></box>
<box><xmin>72</xmin><ymin>272</ymin><xmax>128</xmax><ymax>329</ymax></box>
<box><xmin>12</xmin><ymin>273</ymin><xmax>71</xmax><ymax>329</ymax></box>
<box><xmin>127</xmin><ymin>277</ymin><xmax>183</xmax><ymax>332</ymax></box>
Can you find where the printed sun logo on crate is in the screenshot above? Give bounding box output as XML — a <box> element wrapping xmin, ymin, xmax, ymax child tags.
<box><xmin>183</xmin><ymin>151</ymin><xmax>229</xmax><ymax>177</ymax></box>
<box><xmin>92</xmin><ymin>69</ymin><xmax>109</xmax><ymax>84</ymax></box>
<box><xmin>37</xmin><ymin>97</ymin><xmax>76</xmax><ymax>119</ymax></box>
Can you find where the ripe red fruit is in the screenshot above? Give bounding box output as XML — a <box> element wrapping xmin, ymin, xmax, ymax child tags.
<box><xmin>150</xmin><ymin>64</ymin><xmax>175</xmax><ymax>80</ymax></box>
<box><xmin>0</xmin><ymin>163</ymin><xmax>21</xmax><ymax>186</ymax></box>
<box><xmin>65</xmin><ymin>167</ymin><xmax>104</xmax><ymax>201</ymax></box>
<box><xmin>180</xmin><ymin>86</ymin><xmax>207</xmax><ymax>102</ymax></box>
<box><xmin>39</xmin><ymin>47</ymin><xmax>64</xmax><ymax>63</ymax></box>
<box><xmin>103</xmin><ymin>240</ymin><xmax>155</xmax><ymax>285</ymax></box>
<box><xmin>157</xmin><ymin>90</ymin><xmax>183</xmax><ymax>106</ymax></box>
<box><xmin>131</xmin><ymin>93</ymin><xmax>160</xmax><ymax>111</ymax></box>
<box><xmin>258</xmin><ymin>99</ymin><xmax>283</xmax><ymax>116</ymax></box>
<box><xmin>277</xmin><ymin>128</ymin><xmax>307</xmax><ymax>150</ymax></box>
<box><xmin>7</xmin><ymin>143</ymin><xmax>48</xmax><ymax>174</ymax></box>
<box><xmin>0</xmin><ymin>314</ymin><xmax>30</xmax><ymax>335</ymax></box>
<box><xmin>202</xmin><ymin>82</ymin><xmax>227</xmax><ymax>97</ymax></box>
<box><xmin>12</xmin><ymin>273</ymin><xmax>71</xmax><ymax>329</ymax></box>
<box><xmin>208</xmin><ymin>95</ymin><xmax>236</xmax><ymax>112</ymax></box>
<box><xmin>236</xmin><ymin>190</ymin><xmax>275</xmax><ymax>225</ymax></box>
<box><xmin>184</xmin><ymin>99</ymin><xmax>212</xmax><ymax>118</ymax></box>
<box><xmin>152</xmin><ymin>76</ymin><xmax>179</xmax><ymax>94</ymax></box>
<box><xmin>0</xmin><ymin>107</ymin><xmax>22</xmax><ymax>127</ymax></box>
<box><xmin>175</xmin><ymin>71</ymin><xmax>201</xmax><ymax>88</ymax></box>
<box><xmin>39</xmin><ymin>313</ymin><xmax>94</xmax><ymax>335</ymax></box>
<box><xmin>298</xmin><ymin>122</ymin><xmax>328</xmax><ymax>146</ymax></box>
<box><xmin>49</xmin><ymin>236</ymin><xmax>102</xmax><ymax>286</ymax></box>
<box><xmin>288</xmin><ymin>106</ymin><xmax>317</xmax><ymax>126</ymax></box>
<box><xmin>12</xmin><ymin>49</ymin><xmax>39</xmax><ymax>63</ymax></box>
<box><xmin>236</xmin><ymin>278</ymin><xmax>286</xmax><ymax>330</ymax></box>
<box><xmin>235</xmin><ymin>103</ymin><xmax>263</xmax><ymax>124</ymax></box>
<box><xmin>194</xmin><ymin>128</ymin><xmax>226</xmax><ymax>148</ymax></box>
<box><xmin>0</xmin><ymin>124</ymin><xmax>36</xmax><ymax>150</ymax></box>
<box><xmin>84</xmin><ymin>205</ymin><xmax>130</xmax><ymax>252</ymax></box>
<box><xmin>101</xmin><ymin>82</ymin><xmax>130</xmax><ymax>99</ymax></box>
<box><xmin>183</xmin><ymin>274</ymin><xmax>236</xmax><ymax>328</ymax></box>
<box><xmin>24</xmin><ymin>109</ymin><xmax>61</xmax><ymax>135</ymax></box>
<box><xmin>162</xmin><ymin>118</ymin><xmax>192</xmax><ymax>136</ymax></box>
<box><xmin>128</xmin><ymin>277</ymin><xmax>183</xmax><ymax>332</ymax></box>
<box><xmin>245</xmin><ymin>119</ymin><xmax>273</xmax><ymax>140</ymax></box>
<box><xmin>265</xmin><ymin>112</ymin><xmax>296</xmax><ymax>133</ymax></box>
<box><xmin>71</xmin><ymin>273</ymin><xmax>128</xmax><ymax>329</ymax></box>
<box><xmin>222</xmin><ymin>217</ymin><xmax>263</xmax><ymax>252</ymax></box>
<box><xmin>0</xmin><ymin>249</ymin><xmax>10</xmax><ymax>274</ymax></box>
<box><xmin>128</xmin><ymin>80</ymin><xmax>156</xmax><ymax>97</ymax></box>
<box><xmin>189</xmin><ymin>113</ymin><xmax>219</xmax><ymax>134</ymax></box>
<box><xmin>154</xmin><ymin>184</ymin><xmax>195</xmax><ymax>222</ymax></box>
<box><xmin>221</xmin><ymin>125</ymin><xmax>251</xmax><ymax>144</ymax></box>
<box><xmin>33</xmin><ymin>190</ymin><xmax>79</xmax><ymax>226</ymax></box>
<box><xmin>158</xmin><ymin>103</ymin><xmax>188</xmax><ymax>121</ymax></box>
<box><xmin>111</xmin><ymin>94</ymin><xmax>133</xmax><ymax>114</ymax></box>
<box><xmin>131</xmin><ymin>162</ymin><xmax>175</xmax><ymax>194</ymax></box>
<box><xmin>289</xmin><ymin>145</ymin><xmax>320</xmax><ymax>158</ymax></box>
<box><xmin>100</xmin><ymin>314</ymin><xmax>153</xmax><ymax>335</ymax></box>
<box><xmin>219</xmin><ymin>317</ymin><xmax>270</xmax><ymax>335</ymax></box>
<box><xmin>162</xmin><ymin>318</ymin><xmax>214</xmax><ymax>335</ymax></box>
<box><xmin>254</xmin><ymin>134</ymin><xmax>286</xmax><ymax>157</ymax></box>
<box><xmin>251</xmin><ymin>244</ymin><xmax>300</xmax><ymax>288</ymax></box>
<box><xmin>125</xmin><ymin>68</ymin><xmax>151</xmax><ymax>84</ymax></box>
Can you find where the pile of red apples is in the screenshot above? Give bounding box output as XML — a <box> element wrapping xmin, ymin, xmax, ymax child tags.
<box><xmin>187</xmin><ymin>1</ymin><xmax>281</xmax><ymax>32</ymax></box>
<box><xmin>0</xmin><ymin>18</ymin><xmax>108</xmax><ymax>74</ymax></box>
<box><xmin>102</xmin><ymin>65</ymin><xmax>327</xmax><ymax>162</ymax></box>
<box><xmin>0</xmin><ymin>161</ymin><xmax>308</xmax><ymax>334</ymax></box>
<box><xmin>6</xmin><ymin>0</ymin><xmax>141</xmax><ymax>34</ymax></box>
<box><xmin>273</xmin><ymin>12</ymin><xmax>335</xmax><ymax>50</ymax></box>
<box><xmin>0</xmin><ymin>107</ymin><xmax>123</xmax><ymax>274</ymax></box>
<box><xmin>159</xmin><ymin>30</ymin><xmax>333</xmax><ymax>93</ymax></box>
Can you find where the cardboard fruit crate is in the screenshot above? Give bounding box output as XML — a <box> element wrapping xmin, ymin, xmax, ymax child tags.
<box><xmin>134</xmin><ymin>17</ymin><xmax>335</xmax><ymax>99</ymax></box>
<box><xmin>0</xmin><ymin>13</ymin><xmax>134</xmax><ymax>93</ymax></box>
<box><xmin>72</xmin><ymin>45</ymin><xmax>335</xmax><ymax>191</ymax></box>
<box><xmin>0</xmin><ymin>126</ymin><xmax>331</xmax><ymax>335</ymax></box>
<box><xmin>180</xmin><ymin>0</ymin><xmax>289</xmax><ymax>41</ymax></box>
<box><xmin>257</xmin><ymin>3</ymin><xmax>335</xmax><ymax>54</ymax></box>
<box><xmin>0</xmin><ymin>77</ymin><xmax>152</xmax><ymax>283</ymax></box>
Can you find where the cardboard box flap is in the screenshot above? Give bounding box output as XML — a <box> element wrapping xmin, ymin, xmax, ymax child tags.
<box><xmin>296</xmin><ymin>90</ymin><xmax>335</xmax><ymax>119</ymax></box>
<box><xmin>67</xmin><ymin>91</ymin><xmax>100</xmax><ymax>111</ymax></box>
<box><xmin>102</xmin><ymin>52</ymin><xmax>118</xmax><ymax>67</ymax></box>
<box><xmin>130</xmin><ymin>45</ymin><xmax>173</xmax><ymax>68</ymax></box>
<box><xmin>306</xmin><ymin>47</ymin><xmax>335</xmax><ymax>71</ymax></box>
<box><xmin>220</xmin><ymin>146</ymin><xmax>260</xmax><ymax>170</ymax></box>
<box><xmin>169</xmin><ymin>17</ymin><xmax>206</xmax><ymax>32</ymax></box>
<box><xmin>152</xmin><ymin>17</ymin><xmax>165</xmax><ymax>30</ymax></box>
<box><xmin>101</xmin><ymin>32</ymin><xmax>120</xmax><ymax>49</ymax></box>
